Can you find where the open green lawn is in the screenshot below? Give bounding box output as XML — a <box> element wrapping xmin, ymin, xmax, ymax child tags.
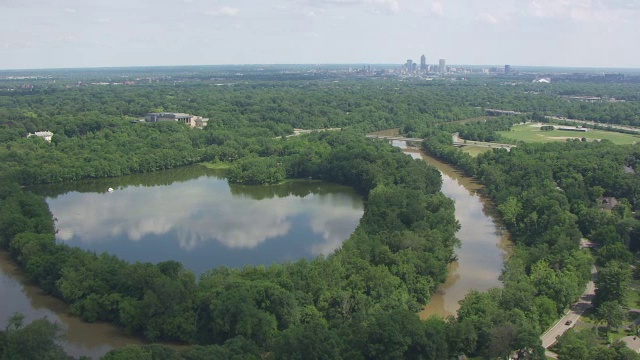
<box><xmin>461</xmin><ymin>145</ymin><xmax>493</xmax><ymax>157</ymax></box>
<box><xmin>626</xmin><ymin>281</ymin><xmax>640</xmax><ymax>309</ymax></box>
<box><xmin>578</xmin><ymin>305</ymin><xmax>640</xmax><ymax>344</ymax></box>
<box><xmin>498</xmin><ymin>123</ymin><xmax>640</xmax><ymax>145</ymax></box>
<box><xmin>201</xmin><ymin>162</ymin><xmax>231</xmax><ymax>169</ymax></box>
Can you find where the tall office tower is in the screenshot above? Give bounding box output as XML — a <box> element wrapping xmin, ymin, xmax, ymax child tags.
<box><xmin>439</xmin><ymin>59</ymin><xmax>446</xmax><ymax>73</ymax></box>
<box><xmin>504</xmin><ymin>64</ymin><xmax>511</xmax><ymax>75</ymax></box>
<box><xmin>420</xmin><ymin>54</ymin><xmax>427</xmax><ymax>71</ymax></box>
<box><xmin>405</xmin><ymin>59</ymin><xmax>413</xmax><ymax>72</ymax></box>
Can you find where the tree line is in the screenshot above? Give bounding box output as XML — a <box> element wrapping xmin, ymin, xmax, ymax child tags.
<box><xmin>0</xmin><ymin>129</ymin><xmax>466</xmax><ymax>359</ymax></box>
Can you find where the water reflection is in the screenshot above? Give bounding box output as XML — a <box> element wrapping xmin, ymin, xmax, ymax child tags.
<box><xmin>34</xmin><ymin>166</ymin><xmax>364</xmax><ymax>276</ymax></box>
<box><xmin>2</xmin><ymin>166</ymin><xmax>363</xmax><ymax>358</ymax></box>
<box><xmin>0</xmin><ymin>251</ymin><xmax>143</xmax><ymax>359</ymax></box>
<box><xmin>391</xmin><ymin>142</ymin><xmax>511</xmax><ymax>318</ymax></box>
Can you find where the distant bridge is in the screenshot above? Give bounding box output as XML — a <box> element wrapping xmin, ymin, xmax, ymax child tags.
<box><xmin>365</xmin><ymin>134</ymin><xmax>516</xmax><ymax>151</ymax></box>
<box><xmin>365</xmin><ymin>135</ymin><xmax>426</xmax><ymax>143</ymax></box>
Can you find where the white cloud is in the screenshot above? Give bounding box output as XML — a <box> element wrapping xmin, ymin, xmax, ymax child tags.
<box><xmin>430</xmin><ymin>1</ymin><xmax>444</xmax><ymax>16</ymax></box>
<box><xmin>1</xmin><ymin>0</ymin><xmax>640</xmax><ymax>68</ymax></box>
<box><xmin>372</xmin><ymin>0</ymin><xmax>400</xmax><ymax>13</ymax></box>
<box><xmin>57</xmin><ymin>34</ymin><xmax>79</xmax><ymax>43</ymax></box>
<box><xmin>306</xmin><ymin>0</ymin><xmax>401</xmax><ymax>14</ymax></box>
<box><xmin>477</xmin><ymin>12</ymin><xmax>498</xmax><ymax>24</ymax></box>
<box><xmin>206</xmin><ymin>6</ymin><xmax>239</xmax><ymax>16</ymax></box>
<box><xmin>524</xmin><ymin>0</ymin><xmax>621</xmax><ymax>22</ymax></box>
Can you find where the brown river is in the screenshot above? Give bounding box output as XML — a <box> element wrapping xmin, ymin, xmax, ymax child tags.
<box><xmin>0</xmin><ymin>137</ymin><xmax>511</xmax><ymax>358</ymax></box>
<box><xmin>400</xmin><ymin>144</ymin><xmax>512</xmax><ymax>318</ymax></box>
<box><xmin>372</xmin><ymin>127</ymin><xmax>511</xmax><ymax>317</ymax></box>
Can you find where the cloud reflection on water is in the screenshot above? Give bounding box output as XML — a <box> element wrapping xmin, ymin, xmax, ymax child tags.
<box><xmin>50</xmin><ymin>177</ymin><xmax>363</xmax><ymax>257</ymax></box>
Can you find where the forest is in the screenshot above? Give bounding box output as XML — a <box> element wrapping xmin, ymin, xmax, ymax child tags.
<box><xmin>2</xmin><ymin>74</ymin><xmax>640</xmax><ymax>359</ymax></box>
<box><xmin>418</xmin><ymin>124</ymin><xmax>640</xmax><ymax>358</ymax></box>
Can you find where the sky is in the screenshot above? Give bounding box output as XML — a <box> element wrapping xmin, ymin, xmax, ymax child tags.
<box><xmin>1</xmin><ymin>0</ymin><xmax>639</xmax><ymax>70</ymax></box>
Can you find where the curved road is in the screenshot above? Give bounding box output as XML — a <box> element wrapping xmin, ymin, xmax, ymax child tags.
<box><xmin>541</xmin><ymin>264</ymin><xmax>597</xmax><ymax>358</ymax></box>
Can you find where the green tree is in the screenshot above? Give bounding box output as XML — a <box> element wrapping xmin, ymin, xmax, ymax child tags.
<box><xmin>272</xmin><ymin>320</ymin><xmax>342</xmax><ymax>360</ymax></box>
<box><xmin>595</xmin><ymin>262</ymin><xmax>631</xmax><ymax>307</ymax></box>
<box><xmin>596</xmin><ymin>301</ymin><xmax>627</xmax><ymax>338</ymax></box>
<box><xmin>1</xmin><ymin>313</ymin><xmax>67</xmax><ymax>360</ymax></box>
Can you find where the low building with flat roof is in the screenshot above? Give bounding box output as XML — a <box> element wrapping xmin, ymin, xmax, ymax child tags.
<box><xmin>27</xmin><ymin>131</ymin><xmax>53</xmax><ymax>142</ymax></box>
<box><xmin>145</xmin><ymin>112</ymin><xmax>209</xmax><ymax>129</ymax></box>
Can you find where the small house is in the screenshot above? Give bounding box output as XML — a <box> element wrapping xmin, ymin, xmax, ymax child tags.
<box><xmin>599</xmin><ymin>197</ymin><xmax>619</xmax><ymax>211</ymax></box>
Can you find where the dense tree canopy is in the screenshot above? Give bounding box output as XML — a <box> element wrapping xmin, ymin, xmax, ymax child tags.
<box><xmin>2</xmin><ymin>73</ymin><xmax>640</xmax><ymax>358</ymax></box>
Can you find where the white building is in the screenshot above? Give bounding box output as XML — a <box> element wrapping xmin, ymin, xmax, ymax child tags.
<box><xmin>145</xmin><ymin>112</ymin><xmax>209</xmax><ymax>129</ymax></box>
<box><xmin>28</xmin><ymin>131</ymin><xmax>53</xmax><ymax>142</ymax></box>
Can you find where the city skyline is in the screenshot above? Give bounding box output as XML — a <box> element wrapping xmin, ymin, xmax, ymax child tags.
<box><xmin>1</xmin><ymin>0</ymin><xmax>640</xmax><ymax>70</ymax></box>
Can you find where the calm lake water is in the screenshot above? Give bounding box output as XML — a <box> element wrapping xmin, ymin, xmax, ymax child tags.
<box><xmin>31</xmin><ymin>166</ymin><xmax>364</xmax><ymax>276</ymax></box>
<box><xmin>0</xmin><ymin>165</ymin><xmax>363</xmax><ymax>358</ymax></box>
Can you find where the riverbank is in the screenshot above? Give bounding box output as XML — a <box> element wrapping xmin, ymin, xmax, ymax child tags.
<box><xmin>368</xmin><ymin>129</ymin><xmax>513</xmax><ymax>318</ymax></box>
<box><xmin>394</xmin><ymin>142</ymin><xmax>512</xmax><ymax>318</ymax></box>
<box><xmin>0</xmin><ymin>251</ymin><xmax>144</xmax><ymax>359</ymax></box>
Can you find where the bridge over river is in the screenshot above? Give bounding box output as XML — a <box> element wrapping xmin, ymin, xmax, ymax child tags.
<box><xmin>365</xmin><ymin>134</ymin><xmax>516</xmax><ymax>151</ymax></box>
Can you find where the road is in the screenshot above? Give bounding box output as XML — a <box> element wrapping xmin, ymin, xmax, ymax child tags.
<box><xmin>544</xmin><ymin>116</ymin><xmax>640</xmax><ymax>134</ymax></box>
<box><xmin>541</xmin><ymin>264</ymin><xmax>597</xmax><ymax>357</ymax></box>
<box><xmin>451</xmin><ymin>133</ymin><xmax>516</xmax><ymax>150</ymax></box>
<box><xmin>285</xmin><ymin>128</ymin><xmax>342</xmax><ymax>137</ymax></box>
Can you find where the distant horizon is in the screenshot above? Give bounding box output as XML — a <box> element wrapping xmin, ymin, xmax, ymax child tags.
<box><xmin>2</xmin><ymin>63</ymin><xmax>640</xmax><ymax>73</ymax></box>
<box><xmin>2</xmin><ymin>1</ymin><xmax>639</xmax><ymax>71</ymax></box>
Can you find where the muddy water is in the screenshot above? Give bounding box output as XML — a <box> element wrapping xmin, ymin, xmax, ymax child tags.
<box><xmin>393</xmin><ymin>140</ymin><xmax>512</xmax><ymax>318</ymax></box>
<box><xmin>0</xmin><ymin>251</ymin><xmax>143</xmax><ymax>359</ymax></box>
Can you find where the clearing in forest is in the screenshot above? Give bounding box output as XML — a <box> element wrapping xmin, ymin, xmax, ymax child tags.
<box><xmin>498</xmin><ymin>123</ymin><xmax>640</xmax><ymax>145</ymax></box>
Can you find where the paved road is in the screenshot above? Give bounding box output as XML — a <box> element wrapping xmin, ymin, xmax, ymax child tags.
<box><xmin>541</xmin><ymin>265</ymin><xmax>597</xmax><ymax>354</ymax></box>
<box><xmin>452</xmin><ymin>133</ymin><xmax>516</xmax><ymax>150</ymax></box>
<box><xmin>544</xmin><ymin>117</ymin><xmax>640</xmax><ymax>134</ymax></box>
<box><xmin>284</xmin><ymin>128</ymin><xmax>342</xmax><ymax>138</ymax></box>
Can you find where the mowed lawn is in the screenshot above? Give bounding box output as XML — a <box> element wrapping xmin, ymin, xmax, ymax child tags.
<box><xmin>461</xmin><ymin>145</ymin><xmax>493</xmax><ymax>157</ymax></box>
<box><xmin>499</xmin><ymin>124</ymin><xmax>640</xmax><ymax>145</ymax></box>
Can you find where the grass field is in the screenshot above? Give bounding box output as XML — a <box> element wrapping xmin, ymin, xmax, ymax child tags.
<box><xmin>498</xmin><ymin>123</ymin><xmax>640</xmax><ymax>145</ymax></box>
<box><xmin>461</xmin><ymin>145</ymin><xmax>493</xmax><ymax>157</ymax></box>
<box><xmin>201</xmin><ymin>162</ymin><xmax>231</xmax><ymax>169</ymax></box>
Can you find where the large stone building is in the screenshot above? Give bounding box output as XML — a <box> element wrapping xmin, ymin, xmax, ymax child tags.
<box><xmin>145</xmin><ymin>112</ymin><xmax>209</xmax><ymax>128</ymax></box>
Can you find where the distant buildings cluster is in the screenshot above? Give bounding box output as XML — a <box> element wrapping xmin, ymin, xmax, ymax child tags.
<box><xmin>399</xmin><ymin>54</ymin><xmax>514</xmax><ymax>77</ymax></box>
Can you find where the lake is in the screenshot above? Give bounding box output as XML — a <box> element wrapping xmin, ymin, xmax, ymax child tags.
<box><xmin>31</xmin><ymin>166</ymin><xmax>364</xmax><ymax>276</ymax></box>
<box><xmin>0</xmin><ymin>165</ymin><xmax>363</xmax><ymax>358</ymax></box>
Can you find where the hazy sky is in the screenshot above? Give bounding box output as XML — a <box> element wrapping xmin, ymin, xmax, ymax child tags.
<box><xmin>1</xmin><ymin>0</ymin><xmax>639</xmax><ymax>69</ymax></box>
